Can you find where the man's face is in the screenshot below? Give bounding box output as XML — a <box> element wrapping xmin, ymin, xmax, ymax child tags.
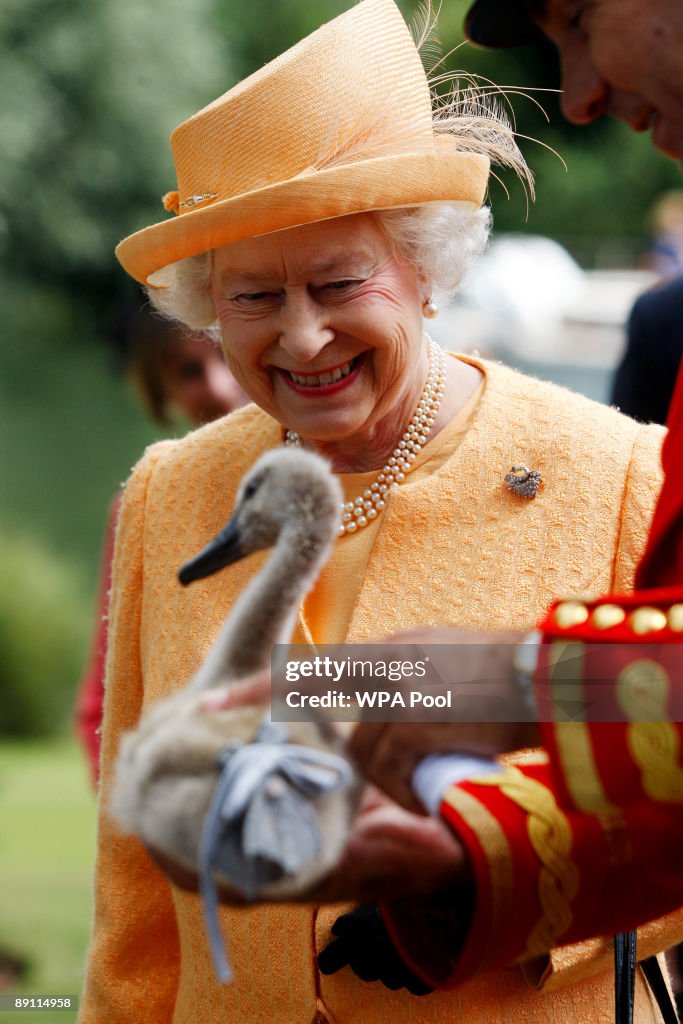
<box><xmin>529</xmin><ymin>0</ymin><xmax>683</xmax><ymax>163</ymax></box>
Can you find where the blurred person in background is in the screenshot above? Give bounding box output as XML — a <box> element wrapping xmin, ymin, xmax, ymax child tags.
<box><xmin>75</xmin><ymin>303</ymin><xmax>247</xmax><ymax>786</ymax></box>
<box><xmin>612</xmin><ymin>273</ymin><xmax>683</xmax><ymax>425</ymax></box>
<box><xmin>645</xmin><ymin>191</ymin><xmax>683</xmax><ymax>278</ymax></box>
<box><xmin>125</xmin><ymin>303</ymin><xmax>248</xmax><ymax>429</ymax></box>
<box><xmin>612</xmin><ymin>192</ymin><xmax>683</xmax><ymax>425</ymax></box>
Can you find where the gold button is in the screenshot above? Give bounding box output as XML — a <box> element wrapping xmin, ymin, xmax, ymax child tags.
<box><xmin>629</xmin><ymin>607</ymin><xmax>668</xmax><ymax>635</ymax></box>
<box><xmin>554</xmin><ymin>601</ymin><xmax>589</xmax><ymax>628</ymax></box>
<box><xmin>668</xmin><ymin>604</ymin><xmax>683</xmax><ymax>632</ymax></box>
<box><xmin>591</xmin><ymin>604</ymin><xmax>626</xmax><ymax>630</ymax></box>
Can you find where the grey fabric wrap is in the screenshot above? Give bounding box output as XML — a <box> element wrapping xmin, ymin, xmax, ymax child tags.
<box><xmin>199</xmin><ymin>722</ymin><xmax>353</xmax><ymax>983</ymax></box>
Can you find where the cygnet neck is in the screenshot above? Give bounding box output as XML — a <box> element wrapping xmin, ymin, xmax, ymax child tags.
<box><xmin>189</xmin><ymin>510</ymin><xmax>337</xmax><ymax>690</ymax></box>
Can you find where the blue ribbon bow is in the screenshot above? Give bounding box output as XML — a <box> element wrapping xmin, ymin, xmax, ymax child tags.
<box><xmin>199</xmin><ymin>721</ymin><xmax>353</xmax><ymax>982</ymax></box>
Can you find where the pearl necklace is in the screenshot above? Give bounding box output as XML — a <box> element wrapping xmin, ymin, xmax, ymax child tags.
<box><xmin>284</xmin><ymin>337</ymin><xmax>447</xmax><ymax>537</ymax></box>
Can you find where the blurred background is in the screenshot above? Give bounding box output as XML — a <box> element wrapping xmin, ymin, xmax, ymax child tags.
<box><xmin>1</xmin><ymin>0</ymin><xmax>680</xmax><ymax>1019</ymax></box>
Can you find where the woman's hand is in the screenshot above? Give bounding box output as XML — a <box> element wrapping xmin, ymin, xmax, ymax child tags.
<box><xmin>198</xmin><ymin>670</ymin><xmax>271</xmax><ymax>711</ymax></box>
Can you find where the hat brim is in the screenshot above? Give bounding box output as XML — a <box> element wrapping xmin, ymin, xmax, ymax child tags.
<box><xmin>465</xmin><ymin>0</ymin><xmax>541</xmax><ymax>49</ymax></box>
<box><xmin>116</xmin><ymin>151</ymin><xmax>489</xmax><ymax>285</ymax></box>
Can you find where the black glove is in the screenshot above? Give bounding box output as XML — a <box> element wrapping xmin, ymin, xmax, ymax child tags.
<box><xmin>317</xmin><ymin>904</ymin><xmax>434</xmax><ymax>996</ymax></box>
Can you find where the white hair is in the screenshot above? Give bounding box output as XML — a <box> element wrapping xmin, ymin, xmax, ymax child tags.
<box><xmin>145</xmin><ymin>202</ymin><xmax>491</xmax><ymax>330</ymax></box>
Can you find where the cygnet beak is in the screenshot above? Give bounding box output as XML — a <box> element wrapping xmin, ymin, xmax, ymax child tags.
<box><xmin>178</xmin><ymin>515</ymin><xmax>245</xmax><ymax>585</ymax></box>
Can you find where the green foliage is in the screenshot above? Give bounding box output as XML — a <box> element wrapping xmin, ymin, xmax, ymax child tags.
<box><xmin>512</xmin><ymin>125</ymin><xmax>681</xmax><ymax>266</ymax></box>
<box><xmin>0</xmin><ymin>529</ymin><xmax>89</xmax><ymax>737</ymax></box>
<box><xmin>0</xmin><ymin>0</ymin><xmax>232</xmax><ymax>288</ymax></box>
<box><xmin>215</xmin><ymin>0</ymin><xmax>348</xmax><ymax>76</ymax></box>
<box><xmin>0</xmin><ymin>273</ymin><xmax>159</xmax><ymax>575</ymax></box>
<box><xmin>0</xmin><ymin>739</ymin><xmax>96</xmax><ymax>1022</ymax></box>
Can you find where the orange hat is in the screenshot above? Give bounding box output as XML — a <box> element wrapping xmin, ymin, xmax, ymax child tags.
<box><xmin>116</xmin><ymin>0</ymin><xmax>492</xmax><ymax>285</ymax></box>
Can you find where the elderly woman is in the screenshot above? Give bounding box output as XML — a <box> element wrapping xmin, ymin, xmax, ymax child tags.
<box><xmin>80</xmin><ymin>1</ymin><xmax>679</xmax><ymax>1022</ymax></box>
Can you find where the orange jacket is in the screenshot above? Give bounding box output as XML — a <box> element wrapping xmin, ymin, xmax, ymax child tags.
<box><xmin>80</xmin><ymin>359</ymin><xmax>671</xmax><ymax>1024</ymax></box>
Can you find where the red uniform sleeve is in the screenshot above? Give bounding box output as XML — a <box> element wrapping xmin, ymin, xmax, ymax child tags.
<box><xmin>535</xmin><ymin>591</ymin><xmax>683</xmax><ymax>814</ymax></box>
<box><xmin>381</xmin><ymin>753</ymin><xmax>683</xmax><ymax>989</ymax></box>
<box><xmin>532</xmin><ymin>362</ymin><xmax>683</xmax><ymax>813</ymax></box>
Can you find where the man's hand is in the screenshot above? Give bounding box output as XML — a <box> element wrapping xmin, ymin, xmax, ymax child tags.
<box><xmin>349</xmin><ymin>627</ymin><xmax>541</xmax><ymax>813</ymax></box>
<box><xmin>149</xmin><ymin>659</ymin><xmax>482</xmax><ymax>909</ymax></box>
<box><xmin>306</xmin><ymin>785</ymin><xmax>469</xmax><ymax>903</ymax></box>
<box><xmin>147</xmin><ymin>784</ymin><xmax>468</xmax><ymax>904</ymax></box>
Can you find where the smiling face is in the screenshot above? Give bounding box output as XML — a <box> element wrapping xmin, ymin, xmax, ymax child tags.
<box><xmin>210</xmin><ymin>213</ymin><xmax>429</xmax><ymax>466</ymax></box>
<box><xmin>530</xmin><ymin>0</ymin><xmax>683</xmax><ymax>162</ymax></box>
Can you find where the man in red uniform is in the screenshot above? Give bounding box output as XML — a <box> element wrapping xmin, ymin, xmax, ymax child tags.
<box><xmin>337</xmin><ymin>0</ymin><xmax>683</xmax><ymax>987</ymax></box>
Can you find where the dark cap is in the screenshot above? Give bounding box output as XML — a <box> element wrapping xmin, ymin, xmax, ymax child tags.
<box><xmin>464</xmin><ymin>0</ymin><xmax>542</xmax><ymax>49</ymax></box>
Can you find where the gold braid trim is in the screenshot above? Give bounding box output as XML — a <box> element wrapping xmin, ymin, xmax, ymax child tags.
<box><xmin>548</xmin><ymin>640</ymin><xmax>619</xmax><ymax>814</ymax></box>
<box><xmin>472</xmin><ymin>766</ymin><xmax>579</xmax><ymax>957</ymax></box>
<box><xmin>627</xmin><ymin>723</ymin><xmax>683</xmax><ymax>802</ymax></box>
<box><xmin>617</xmin><ymin>659</ymin><xmax>683</xmax><ymax>802</ymax></box>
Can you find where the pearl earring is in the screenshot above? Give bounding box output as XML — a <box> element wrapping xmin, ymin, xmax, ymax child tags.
<box><xmin>423</xmin><ymin>298</ymin><xmax>438</xmax><ymax>319</ymax></box>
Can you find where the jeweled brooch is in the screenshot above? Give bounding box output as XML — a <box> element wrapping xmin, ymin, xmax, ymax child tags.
<box><xmin>504</xmin><ymin>465</ymin><xmax>542</xmax><ymax>499</ymax></box>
